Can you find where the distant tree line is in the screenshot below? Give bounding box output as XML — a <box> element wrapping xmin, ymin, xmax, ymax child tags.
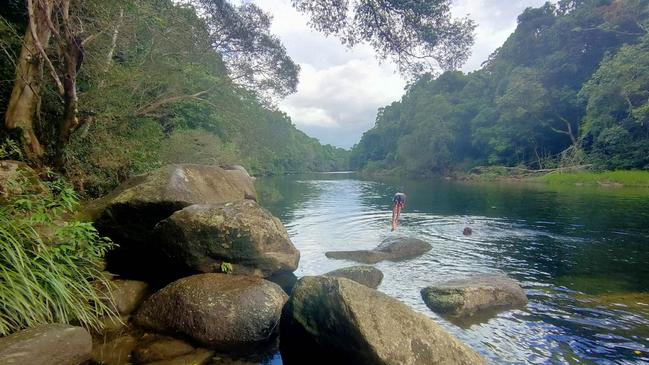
<box><xmin>351</xmin><ymin>0</ymin><xmax>649</xmax><ymax>176</ymax></box>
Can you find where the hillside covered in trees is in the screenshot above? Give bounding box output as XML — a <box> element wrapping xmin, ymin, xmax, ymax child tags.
<box><xmin>351</xmin><ymin>0</ymin><xmax>649</xmax><ymax>177</ymax></box>
<box><xmin>0</xmin><ymin>0</ymin><xmax>350</xmax><ymax>196</ymax></box>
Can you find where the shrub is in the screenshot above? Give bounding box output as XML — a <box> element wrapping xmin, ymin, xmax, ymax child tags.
<box><xmin>0</xmin><ymin>171</ymin><xmax>116</xmax><ymax>335</ymax></box>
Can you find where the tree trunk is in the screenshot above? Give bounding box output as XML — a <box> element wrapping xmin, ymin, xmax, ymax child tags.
<box><xmin>4</xmin><ymin>0</ymin><xmax>54</xmax><ymax>162</ymax></box>
<box><xmin>55</xmin><ymin>0</ymin><xmax>81</xmax><ymax>169</ymax></box>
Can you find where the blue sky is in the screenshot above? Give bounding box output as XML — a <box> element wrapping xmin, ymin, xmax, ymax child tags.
<box><xmin>254</xmin><ymin>0</ymin><xmax>549</xmax><ymax>149</ymax></box>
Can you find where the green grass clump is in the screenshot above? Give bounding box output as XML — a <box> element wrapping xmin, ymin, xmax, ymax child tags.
<box><xmin>540</xmin><ymin>170</ymin><xmax>649</xmax><ymax>187</ymax></box>
<box><xmin>0</xmin><ymin>172</ymin><xmax>116</xmax><ymax>335</ymax></box>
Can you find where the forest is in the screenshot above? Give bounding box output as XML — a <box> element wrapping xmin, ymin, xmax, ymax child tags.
<box><xmin>0</xmin><ymin>0</ymin><xmax>350</xmax><ymax>197</ymax></box>
<box><xmin>350</xmin><ymin>0</ymin><xmax>649</xmax><ymax>177</ymax></box>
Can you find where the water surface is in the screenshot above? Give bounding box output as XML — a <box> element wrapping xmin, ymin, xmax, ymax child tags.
<box><xmin>257</xmin><ymin>173</ymin><xmax>649</xmax><ymax>364</ymax></box>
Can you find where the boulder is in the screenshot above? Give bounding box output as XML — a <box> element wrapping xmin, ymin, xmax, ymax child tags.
<box><xmin>221</xmin><ymin>164</ymin><xmax>255</xmax><ymax>181</ymax></box>
<box><xmin>280</xmin><ymin>276</ymin><xmax>485</xmax><ymax>365</ymax></box>
<box><xmin>141</xmin><ymin>349</ymin><xmax>214</xmax><ymax>365</ymax></box>
<box><xmin>325</xmin><ymin>237</ymin><xmax>431</xmax><ymax>264</ymax></box>
<box><xmin>324</xmin><ymin>266</ymin><xmax>383</xmax><ymax>289</ymax></box>
<box><xmin>132</xmin><ymin>336</ymin><xmax>194</xmax><ymax>363</ymax></box>
<box><xmin>266</xmin><ymin>271</ymin><xmax>298</xmax><ymax>295</ymax></box>
<box><xmin>153</xmin><ymin>201</ymin><xmax>299</xmax><ymax>277</ymax></box>
<box><xmin>0</xmin><ymin>324</ymin><xmax>92</xmax><ymax>365</ymax></box>
<box><xmin>86</xmin><ymin>164</ymin><xmax>257</xmax><ymax>280</ymax></box>
<box><xmin>0</xmin><ymin>160</ymin><xmax>48</xmax><ymax>202</ymax></box>
<box><xmin>420</xmin><ymin>274</ymin><xmax>528</xmax><ymax>320</ymax></box>
<box><xmin>134</xmin><ymin>274</ymin><xmax>287</xmax><ymax>351</ymax></box>
<box><xmin>109</xmin><ymin>279</ymin><xmax>150</xmax><ymax>315</ymax></box>
<box><xmin>90</xmin><ymin>334</ymin><xmax>137</xmax><ymax>365</ymax></box>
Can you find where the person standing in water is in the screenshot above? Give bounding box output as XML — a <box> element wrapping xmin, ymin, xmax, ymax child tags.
<box><xmin>391</xmin><ymin>188</ymin><xmax>407</xmax><ymax>231</ymax></box>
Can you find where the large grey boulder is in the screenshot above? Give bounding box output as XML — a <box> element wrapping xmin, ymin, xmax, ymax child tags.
<box><xmin>153</xmin><ymin>201</ymin><xmax>299</xmax><ymax>277</ymax></box>
<box><xmin>89</xmin><ymin>164</ymin><xmax>256</xmax><ymax>240</ymax></box>
<box><xmin>0</xmin><ymin>324</ymin><xmax>92</xmax><ymax>365</ymax></box>
<box><xmin>421</xmin><ymin>274</ymin><xmax>528</xmax><ymax>320</ymax></box>
<box><xmin>85</xmin><ymin>164</ymin><xmax>257</xmax><ymax>280</ymax></box>
<box><xmin>280</xmin><ymin>276</ymin><xmax>485</xmax><ymax>365</ymax></box>
<box><xmin>325</xmin><ymin>237</ymin><xmax>431</xmax><ymax>264</ymax></box>
<box><xmin>134</xmin><ymin>274</ymin><xmax>287</xmax><ymax>351</ymax></box>
<box><xmin>324</xmin><ymin>266</ymin><xmax>383</xmax><ymax>289</ymax></box>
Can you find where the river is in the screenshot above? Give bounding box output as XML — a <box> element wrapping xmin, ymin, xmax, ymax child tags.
<box><xmin>255</xmin><ymin>172</ymin><xmax>649</xmax><ymax>364</ymax></box>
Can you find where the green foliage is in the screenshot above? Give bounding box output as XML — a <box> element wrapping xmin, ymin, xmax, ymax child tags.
<box><xmin>293</xmin><ymin>0</ymin><xmax>476</xmax><ymax>75</ymax></box>
<box><xmin>0</xmin><ymin>172</ymin><xmax>116</xmax><ymax>335</ymax></box>
<box><xmin>0</xmin><ymin>138</ymin><xmax>22</xmax><ymax>160</ymax></box>
<box><xmin>219</xmin><ymin>262</ymin><xmax>233</xmax><ymax>274</ymax></box>
<box><xmin>352</xmin><ymin>0</ymin><xmax>649</xmax><ymax>176</ymax></box>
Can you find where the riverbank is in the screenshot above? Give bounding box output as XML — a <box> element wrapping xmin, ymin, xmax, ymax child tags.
<box><xmin>360</xmin><ymin>165</ymin><xmax>649</xmax><ymax>189</ymax></box>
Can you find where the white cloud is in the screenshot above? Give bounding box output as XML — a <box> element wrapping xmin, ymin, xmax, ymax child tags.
<box><xmin>254</xmin><ymin>0</ymin><xmax>550</xmax><ymax>148</ymax></box>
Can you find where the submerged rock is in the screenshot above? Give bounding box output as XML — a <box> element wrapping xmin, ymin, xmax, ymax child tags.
<box><xmin>0</xmin><ymin>324</ymin><xmax>92</xmax><ymax>365</ymax></box>
<box><xmin>153</xmin><ymin>201</ymin><xmax>299</xmax><ymax>277</ymax></box>
<box><xmin>141</xmin><ymin>348</ymin><xmax>214</xmax><ymax>365</ymax></box>
<box><xmin>90</xmin><ymin>334</ymin><xmax>137</xmax><ymax>365</ymax></box>
<box><xmin>132</xmin><ymin>335</ymin><xmax>195</xmax><ymax>363</ymax></box>
<box><xmin>280</xmin><ymin>276</ymin><xmax>485</xmax><ymax>365</ymax></box>
<box><xmin>421</xmin><ymin>274</ymin><xmax>528</xmax><ymax>320</ymax></box>
<box><xmin>325</xmin><ymin>237</ymin><xmax>431</xmax><ymax>264</ymax></box>
<box><xmin>324</xmin><ymin>266</ymin><xmax>384</xmax><ymax>289</ymax></box>
<box><xmin>134</xmin><ymin>273</ymin><xmax>287</xmax><ymax>351</ymax></box>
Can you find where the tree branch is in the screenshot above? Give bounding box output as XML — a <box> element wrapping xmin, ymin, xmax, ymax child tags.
<box><xmin>28</xmin><ymin>0</ymin><xmax>64</xmax><ymax>96</ymax></box>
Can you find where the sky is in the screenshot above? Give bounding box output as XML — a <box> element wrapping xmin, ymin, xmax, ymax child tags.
<box><xmin>254</xmin><ymin>0</ymin><xmax>549</xmax><ymax>149</ymax></box>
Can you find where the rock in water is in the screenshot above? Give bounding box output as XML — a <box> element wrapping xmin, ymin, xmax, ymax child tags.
<box><xmin>90</xmin><ymin>334</ymin><xmax>137</xmax><ymax>365</ymax></box>
<box><xmin>0</xmin><ymin>324</ymin><xmax>92</xmax><ymax>365</ymax></box>
<box><xmin>141</xmin><ymin>349</ymin><xmax>214</xmax><ymax>365</ymax></box>
<box><xmin>85</xmin><ymin>164</ymin><xmax>256</xmax><ymax>280</ymax></box>
<box><xmin>421</xmin><ymin>274</ymin><xmax>528</xmax><ymax>320</ymax></box>
<box><xmin>132</xmin><ymin>335</ymin><xmax>195</xmax><ymax>363</ymax></box>
<box><xmin>154</xmin><ymin>201</ymin><xmax>300</xmax><ymax>277</ymax></box>
<box><xmin>280</xmin><ymin>276</ymin><xmax>485</xmax><ymax>365</ymax></box>
<box><xmin>324</xmin><ymin>250</ymin><xmax>387</xmax><ymax>264</ymax></box>
<box><xmin>325</xmin><ymin>237</ymin><xmax>431</xmax><ymax>264</ymax></box>
<box><xmin>324</xmin><ymin>266</ymin><xmax>383</xmax><ymax>289</ymax></box>
<box><xmin>134</xmin><ymin>274</ymin><xmax>287</xmax><ymax>351</ymax></box>
<box><xmin>375</xmin><ymin>237</ymin><xmax>432</xmax><ymax>261</ymax></box>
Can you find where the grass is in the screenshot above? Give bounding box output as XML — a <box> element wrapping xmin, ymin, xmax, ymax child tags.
<box><xmin>0</xmin><ymin>171</ymin><xmax>117</xmax><ymax>335</ymax></box>
<box><xmin>539</xmin><ymin>171</ymin><xmax>649</xmax><ymax>187</ymax></box>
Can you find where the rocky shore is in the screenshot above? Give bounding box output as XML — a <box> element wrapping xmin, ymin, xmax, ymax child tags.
<box><xmin>1</xmin><ymin>163</ymin><xmax>531</xmax><ymax>365</ymax></box>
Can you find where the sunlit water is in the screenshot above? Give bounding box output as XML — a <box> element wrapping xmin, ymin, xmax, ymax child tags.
<box><xmin>256</xmin><ymin>173</ymin><xmax>649</xmax><ymax>365</ymax></box>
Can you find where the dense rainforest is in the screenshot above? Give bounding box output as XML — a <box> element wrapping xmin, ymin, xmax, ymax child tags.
<box><xmin>351</xmin><ymin>0</ymin><xmax>649</xmax><ymax>177</ymax></box>
<box><xmin>0</xmin><ymin>0</ymin><xmax>350</xmax><ymax>196</ymax></box>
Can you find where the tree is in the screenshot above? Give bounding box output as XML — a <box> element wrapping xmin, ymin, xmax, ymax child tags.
<box><xmin>291</xmin><ymin>0</ymin><xmax>476</xmax><ymax>76</ymax></box>
<box><xmin>187</xmin><ymin>0</ymin><xmax>300</xmax><ymax>101</ymax></box>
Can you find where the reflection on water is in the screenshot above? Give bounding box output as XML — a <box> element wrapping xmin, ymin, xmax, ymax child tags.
<box><xmin>258</xmin><ymin>173</ymin><xmax>649</xmax><ymax>364</ymax></box>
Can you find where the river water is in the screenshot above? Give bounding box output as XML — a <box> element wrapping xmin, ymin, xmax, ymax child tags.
<box><xmin>256</xmin><ymin>173</ymin><xmax>649</xmax><ymax>365</ymax></box>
